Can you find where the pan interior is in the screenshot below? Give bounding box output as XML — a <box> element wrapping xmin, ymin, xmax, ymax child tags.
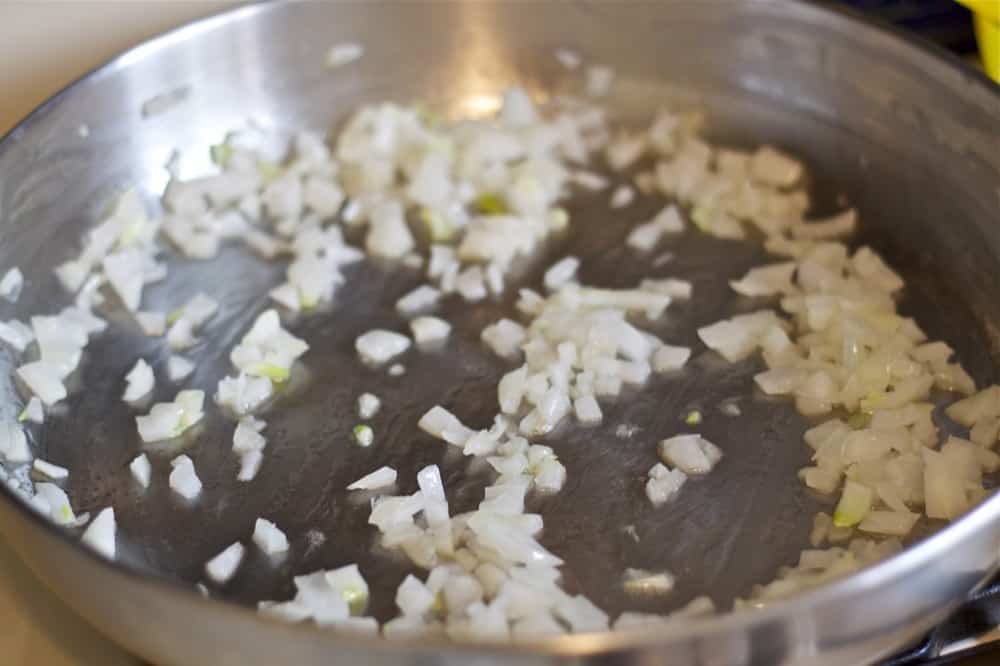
<box><xmin>0</xmin><ymin>0</ymin><xmax>997</xmax><ymax>626</ymax></box>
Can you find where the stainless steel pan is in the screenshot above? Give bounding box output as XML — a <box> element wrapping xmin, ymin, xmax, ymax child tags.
<box><xmin>0</xmin><ymin>1</ymin><xmax>998</xmax><ymax>664</ymax></box>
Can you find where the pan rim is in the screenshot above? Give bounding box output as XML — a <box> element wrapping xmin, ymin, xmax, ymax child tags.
<box><xmin>0</xmin><ymin>0</ymin><xmax>998</xmax><ymax>658</ymax></box>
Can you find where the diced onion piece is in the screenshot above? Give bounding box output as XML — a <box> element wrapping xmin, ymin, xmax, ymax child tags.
<box><xmin>253</xmin><ymin>518</ymin><xmax>290</xmax><ymax>556</ymax></box>
<box><xmin>167</xmin><ymin>355</ymin><xmax>195</xmax><ymax>382</ymax></box>
<box><xmin>418</xmin><ymin>406</ymin><xmax>475</xmax><ymax>446</ymax></box>
<box><xmin>652</xmin><ymin>345</ymin><xmax>691</xmax><ymax>372</ymax></box>
<box><xmin>356</xmin><ymin>329</ymin><xmax>410</xmax><ymax>365</ymax></box>
<box><xmin>0</xmin><ymin>267</ymin><xmax>24</xmax><ymax>302</ymax></box>
<box><xmin>574</xmin><ymin>395</ymin><xmax>602</xmax><ymax>424</ymax></box>
<box><xmin>396</xmin><ymin>285</ymin><xmax>441</xmax><ymax>316</ymax></box>
<box><xmin>237</xmin><ymin>451</ymin><xmax>263</xmax><ymax>481</ymax></box>
<box><xmin>749</xmin><ymin>146</ymin><xmax>803</xmax><ymax>187</ymax></box>
<box><xmin>543</xmin><ymin>257</ymin><xmax>580</xmax><ymax>292</ymax></box>
<box><xmin>80</xmin><ymin>507</ymin><xmax>116</xmax><ymax>560</ymax></box>
<box><xmin>482</xmin><ymin>319</ymin><xmax>526</xmax><ymax>358</ymax></box>
<box><xmin>32</xmin><ymin>459</ymin><xmax>69</xmax><ymax>480</ymax></box>
<box><xmin>205</xmin><ymin>542</ymin><xmax>245</xmax><ymax>584</ymax></box>
<box><xmin>658</xmin><ymin>434</ymin><xmax>722</xmax><ymax>475</ymax></box>
<box><xmin>353</xmin><ymin>424</ymin><xmax>374</xmax><ymax>447</ymax></box>
<box><xmin>357</xmin><ymin>393</ymin><xmax>381</xmax><ymax>419</ymax></box>
<box><xmin>858</xmin><ymin>510</ymin><xmax>919</xmax><ymax>536</ymax></box>
<box><xmin>123</xmin><ymin>358</ymin><xmax>154</xmax><ymax>403</ymax></box>
<box><xmin>130</xmin><ymin>453</ymin><xmax>151</xmax><ymax>488</ymax></box>
<box><xmin>833</xmin><ymin>480</ymin><xmax>873</xmax><ymax>527</ymax></box>
<box><xmin>410</xmin><ymin>316</ymin><xmax>451</xmax><ymax>346</ymax></box>
<box><xmin>0</xmin><ymin>319</ymin><xmax>35</xmax><ymax>352</ymax></box>
<box><xmin>169</xmin><ymin>454</ymin><xmax>202</xmax><ymax>500</ymax></box>
<box><xmin>20</xmin><ymin>397</ymin><xmax>44</xmax><ymax>424</ymax></box>
<box><xmin>348</xmin><ymin>466</ymin><xmax>397</xmax><ymax>491</ymax></box>
<box><xmin>135</xmin><ymin>311</ymin><xmax>166</xmax><ymax>336</ymax></box>
<box><xmin>17</xmin><ymin>361</ymin><xmax>67</xmax><ymax>406</ymax></box>
<box><xmin>609</xmin><ymin>185</ymin><xmax>635</xmax><ymax>209</ymax></box>
<box><xmin>645</xmin><ymin>463</ymin><xmax>687</xmax><ymax>505</ymax></box>
<box><xmin>0</xmin><ymin>422</ymin><xmax>30</xmax><ymax>463</ymax></box>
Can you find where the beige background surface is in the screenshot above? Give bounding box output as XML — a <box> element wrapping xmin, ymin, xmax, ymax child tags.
<box><xmin>0</xmin><ymin>4</ymin><xmax>227</xmax><ymax>663</ymax></box>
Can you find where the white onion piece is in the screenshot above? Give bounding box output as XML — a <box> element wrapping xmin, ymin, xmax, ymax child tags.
<box><xmin>123</xmin><ymin>359</ymin><xmax>154</xmax><ymax>403</ymax></box>
<box><xmin>80</xmin><ymin>507</ymin><xmax>116</xmax><ymax>560</ymax></box>
<box><xmin>0</xmin><ymin>422</ymin><xmax>30</xmax><ymax>463</ymax></box>
<box><xmin>348</xmin><ymin>466</ymin><xmax>398</xmax><ymax>491</ymax></box>
<box><xmin>216</xmin><ymin>373</ymin><xmax>273</xmax><ymax>416</ymax></box>
<box><xmin>169</xmin><ymin>454</ymin><xmax>202</xmax><ymax>500</ymax></box>
<box><xmin>482</xmin><ymin>319</ymin><xmax>526</xmax><ymax>358</ymax></box>
<box><xmin>21</xmin><ymin>397</ymin><xmax>44</xmax><ymax>424</ymax></box>
<box><xmin>130</xmin><ymin>453</ymin><xmax>151</xmax><ymax>488</ymax></box>
<box><xmin>609</xmin><ymin>185</ymin><xmax>635</xmax><ymax>209</ymax></box>
<box><xmin>135</xmin><ymin>311</ymin><xmax>166</xmax><ymax>336</ymax></box>
<box><xmin>543</xmin><ymin>257</ymin><xmax>580</xmax><ymax>292</ymax></box>
<box><xmin>136</xmin><ymin>390</ymin><xmax>204</xmax><ymax>442</ymax></box>
<box><xmin>102</xmin><ymin>250</ymin><xmax>145</xmax><ymax>311</ymax></box>
<box><xmin>418</xmin><ymin>406</ymin><xmax>475</xmax><ymax>446</ymax></box>
<box><xmin>645</xmin><ymin>463</ymin><xmax>687</xmax><ymax>506</ymax></box>
<box><xmin>205</xmin><ymin>542</ymin><xmax>245</xmax><ymax>584</ymax></box>
<box><xmin>357</xmin><ymin>393</ymin><xmax>381</xmax><ymax>419</ymax></box>
<box><xmin>253</xmin><ymin>518</ymin><xmax>289</xmax><ymax>556</ymax></box>
<box><xmin>658</xmin><ymin>434</ymin><xmax>722</xmax><ymax>475</ymax></box>
<box><xmin>574</xmin><ymin>395</ymin><xmax>602</xmax><ymax>424</ymax></box>
<box><xmin>0</xmin><ymin>319</ymin><xmax>34</xmax><ymax>352</ymax></box>
<box><xmin>0</xmin><ymin>267</ymin><xmax>23</xmax><ymax>302</ymax></box>
<box><xmin>32</xmin><ymin>459</ymin><xmax>68</xmax><ymax>480</ymax></box>
<box><xmin>355</xmin><ymin>329</ymin><xmax>410</xmax><ymax>365</ymax></box>
<box><xmin>410</xmin><ymin>316</ymin><xmax>451</xmax><ymax>346</ymax></box>
<box><xmin>167</xmin><ymin>355</ymin><xmax>195</xmax><ymax>382</ymax></box>
<box><xmin>396</xmin><ymin>574</ymin><xmax>436</xmax><ymax>616</ymax></box>
<box><xmin>749</xmin><ymin>146</ymin><xmax>803</xmax><ymax>187</ymax></box>
<box><xmin>396</xmin><ymin>285</ymin><xmax>441</xmax><ymax>316</ymax></box>
<box><xmin>652</xmin><ymin>345</ymin><xmax>691</xmax><ymax>372</ymax></box>
<box><xmin>17</xmin><ymin>361</ymin><xmax>67</xmax><ymax>406</ymax></box>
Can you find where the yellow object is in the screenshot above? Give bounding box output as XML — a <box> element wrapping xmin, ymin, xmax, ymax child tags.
<box><xmin>957</xmin><ymin>0</ymin><xmax>1000</xmax><ymax>82</ymax></box>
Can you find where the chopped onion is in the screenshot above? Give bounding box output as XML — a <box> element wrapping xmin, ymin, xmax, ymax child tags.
<box><xmin>253</xmin><ymin>518</ymin><xmax>289</xmax><ymax>556</ymax></box>
<box><xmin>168</xmin><ymin>454</ymin><xmax>202</xmax><ymax>500</ymax></box>
<box><xmin>0</xmin><ymin>422</ymin><xmax>30</xmax><ymax>463</ymax></box>
<box><xmin>205</xmin><ymin>542</ymin><xmax>245</xmax><ymax>584</ymax></box>
<box><xmin>32</xmin><ymin>459</ymin><xmax>69</xmax><ymax>481</ymax></box>
<box><xmin>410</xmin><ymin>316</ymin><xmax>451</xmax><ymax>346</ymax></box>
<box><xmin>396</xmin><ymin>285</ymin><xmax>441</xmax><ymax>316</ymax></box>
<box><xmin>0</xmin><ymin>267</ymin><xmax>24</xmax><ymax>302</ymax></box>
<box><xmin>130</xmin><ymin>453</ymin><xmax>151</xmax><ymax>488</ymax></box>
<box><xmin>658</xmin><ymin>434</ymin><xmax>722</xmax><ymax>475</ymax></box>
<box><xmin>17</xmin><ymin>361</ymin><xmax>67</xmax><ymax>406</ymax></box>
<box><xmin>355</xmin><ymin>329</ymin><xmax>410</xmax><ymax>365</ymax></box>
<box><xmin>123</xmin><ymin>358</ymin><xmax>154</xmax><ymax>403</ymax></box>
<box><xmin>135</xmin><ymin>311</ymin><xmax>166</xmax><ymax>336</ymax></box>
<box><xmin>19</xmin><ymin>397</ymin><xmax>44</xmax><ymax>424</ymax></box>
<box><xmin>348</xmin><ymin>466</ymin><xmax>397</xmax><ymax>491</ymax></box>
<box><xmin>357</xmin><ymin>393</ymin><xmax>381</xmax><ymax>419</ymax></box>
<box><xmin>543</xmin><ymin>256</ymin><xmax>580</xmax><ymax>292</ymax></box>
<box><xmin>167</xmin><ymin>355</ymin><xmax>195</xmax><ymax>382</ymax></box>
<box><xmin>609</xmin><ymin>185</ymin><xmax>635</xmax><ymax>209</ymax></box>
<box><xmin>80</xmin><ymin>507</ymin><xmax>116</xmax><ymax>560</ymax></box>
<box><xmin>0</xmin><ymin>319</ymin><xmax>34</xmax><ymax>352</ymax></box>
